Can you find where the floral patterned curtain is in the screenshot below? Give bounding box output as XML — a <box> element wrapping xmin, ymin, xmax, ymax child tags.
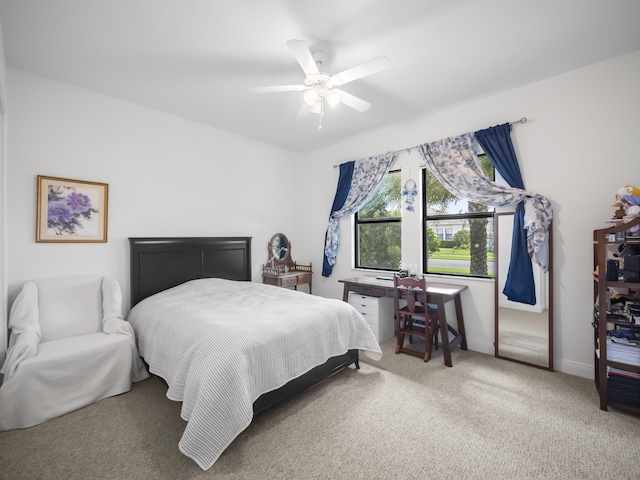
<box><xmin>322</xmin><ymin>152</ymin><xmax>397</xmax><ymax>277</ymax></box>
<box><xmin>418</xmin><ymin>132</ymin><xmax>552</xmax><ymax>271</ymax></box>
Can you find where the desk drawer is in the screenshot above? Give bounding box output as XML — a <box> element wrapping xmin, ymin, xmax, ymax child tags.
<box><xmin>280</xmin><ymin>276</ymin><xmax>299</xmax><ymax>287</ymax></box>
<box><xmin>348</xmin><ymin>292</ymin><xmax>381</xmax><ymax>307</ymax></box>
<box><xmin>350</xmin><ymin>285</ymin><xmax>387</xmax><ymax>297</ymax></box>
<box><xmin>348</xmin><ymin>293</ymin><xmax>381</xmax><ymax>320</ymax></box>
<box><xmin>296</xmin><ymin>273</ymin><xmax>311</xmax><ymax>284</ymax></box>
<box><xmin>348</xmin><ymin>293</ymin><xmax>394</xmax><ymax>342</ymax></box>
<box><xmin>357</xmin><ymin>311</ymin><xmax>380</xmax><ymax>326</ymax></box>
<box><xmin>352</xmin><ymin>304</ymin><xmax>380</xmax><ymax>319</ymax></box>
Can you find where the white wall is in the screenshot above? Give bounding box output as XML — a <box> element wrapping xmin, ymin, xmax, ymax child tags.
<box><xmin>6</xmin><ymin>68</ymin><xmax>301</xmax><ymax>313</ymax></box>
<box><xmin>6</xmin><ymin>50</ymin><xmax>640</xmax><ymax>379</ymax></box>
<box><xmin>296</xmin><ymin>50</ymin><xmax>640</xmax><ymax>378</ymax></box>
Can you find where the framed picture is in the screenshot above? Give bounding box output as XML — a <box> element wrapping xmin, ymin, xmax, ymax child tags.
<box><xmin>36</xmin><ymin>175</ymin><xmax>109</xmax><ymax>243</ymax></box>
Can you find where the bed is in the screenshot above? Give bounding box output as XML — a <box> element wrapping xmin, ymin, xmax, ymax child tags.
<box><xmin>127</xmin><ymin>237</ymin><xmax>382</xmax><ymax>470</ymax></box>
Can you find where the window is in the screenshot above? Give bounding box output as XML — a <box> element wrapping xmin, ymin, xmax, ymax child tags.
<box><xmin>422</xmin><ymin>156</ymin><xmax>495</xmax><ymax>278</ymax></box>
<box><xmin>445</xmin><ymin>228</ymin><xmax>453</xmax><ymax>240</ymax></box>
<box><xmin>354</xmin><ymin>170</ymin><xmax>401</xmax><ymax>270</ymax></box>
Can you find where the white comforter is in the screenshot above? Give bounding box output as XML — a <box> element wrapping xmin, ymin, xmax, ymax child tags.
<box><xmin>127</xmin><ymin>278</ymin><xmax>382</xmax><ymax>470</ymax></box>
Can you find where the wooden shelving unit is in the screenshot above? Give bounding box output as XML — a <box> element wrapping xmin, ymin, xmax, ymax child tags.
<box><xmin>593</xmin><ymin>216</ymin><xmax>640</xmax><ymax>414</ymax></box>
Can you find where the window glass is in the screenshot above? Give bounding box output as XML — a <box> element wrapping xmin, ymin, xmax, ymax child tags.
<box><xmin>423</xmin><ymin>156</ymin><xmax>495</xmax><ymax>278</ymax></box>
<box><xmin>355</xmin><ymin>171</ymin><xmax>402</xmax><ymax>270</ymax></box>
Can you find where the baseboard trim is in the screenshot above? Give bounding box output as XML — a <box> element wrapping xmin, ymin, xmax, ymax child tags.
<box><xmin>466</xmin><ymin>340</ymin><xmax>594</xmax><ymax>380</ymax></box>
<box><xmin>466</xmin><ymin>339</ymin><xmax>494</xmax><ymax>356</ymax></box>
<box><xmin>556</xmin><ymin>359</ymin><xmax>593</xmax><ymax>379</ymax></box>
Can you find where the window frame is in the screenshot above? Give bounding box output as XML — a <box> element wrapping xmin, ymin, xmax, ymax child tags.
<box><xmin>421</xmin><ymin>165</ymin><xmax>495</xmax><ymax>279</ymax></box>
<box><xmin>354</xmin><ymin>169</ymin><xmax>402</xmax><ymax>271</ymax></box>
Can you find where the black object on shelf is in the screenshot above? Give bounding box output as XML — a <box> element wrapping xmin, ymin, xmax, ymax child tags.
<box><xmin>606</xmin><ymin>259</ymin><xmax>620</xmax><ymax>281</ymax></box>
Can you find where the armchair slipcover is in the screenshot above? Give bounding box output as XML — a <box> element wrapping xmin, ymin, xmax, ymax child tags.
<box><xmin>0</xmin><ymin>275</ymin><xmax>148</xmax><ymax>430</ymax></box>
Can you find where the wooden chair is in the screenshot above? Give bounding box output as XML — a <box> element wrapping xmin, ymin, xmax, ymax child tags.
<box><xmin>394</xmin><ymin>275</ymin><xmax>439</xmax><ymax>362</ymax></box>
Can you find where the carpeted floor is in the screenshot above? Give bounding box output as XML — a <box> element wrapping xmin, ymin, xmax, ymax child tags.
<box><xmin>1</xmin><ymin>339</ymin><xmax>639</xmax><ymax>480</ymax></box>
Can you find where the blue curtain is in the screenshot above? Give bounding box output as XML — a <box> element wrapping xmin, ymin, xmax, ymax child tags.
<box><xmin>474</xmin><ymin>123</ymin><xmax>535</xmax><ymax>305</ymax></box>
<box><xmin>322</xmin><ymin>162</ymin><xmax>355</xmax><ymax>277</ymax></box>
<box><xmin>322</xmin><ymin>153</ymin><xmax>397</xmax><ymax>277</ymax></box>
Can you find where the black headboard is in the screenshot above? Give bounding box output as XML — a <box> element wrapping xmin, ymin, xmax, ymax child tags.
<box><xmin>129</xmin><ymin>237</ymin><xmax>252</xmax><ymax>306</ymax></box>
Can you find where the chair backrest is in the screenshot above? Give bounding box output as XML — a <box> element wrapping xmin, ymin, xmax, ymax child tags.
<box><xmin>35</xmin><ymin>275</ymin><xmax>104</xmax><ymax>343</ymax></box>
<box><xmin>393</xmin><ymin>275</ymin><xmax>427</xmax><ymax>314</ymax></box>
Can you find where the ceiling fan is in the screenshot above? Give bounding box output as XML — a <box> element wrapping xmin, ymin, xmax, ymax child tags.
<box><xmin>249</xmin><ymin>39</ymin><xmax>390</xmax><ymax>128</ymax></box>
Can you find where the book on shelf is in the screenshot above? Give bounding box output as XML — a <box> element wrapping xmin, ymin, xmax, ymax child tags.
<box><xmin>607</xmin><ymin>367</ymin><xmax>640</xmax><ymax>406</ymax></box>
<box><xmin>606</xmin><ymin>338</ymin><xmax>640</xmax><ymax>366</ymax></box>
<box><xmin>608</xmin><ymin>366</ymin><xmax>640</xmax><ymax>380</ymax></box>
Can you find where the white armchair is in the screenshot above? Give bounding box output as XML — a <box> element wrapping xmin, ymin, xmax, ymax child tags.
<box><xmin>0</xmin><ymin>275</ymin><xmax>149</xmax><ymax>430</ymax></box>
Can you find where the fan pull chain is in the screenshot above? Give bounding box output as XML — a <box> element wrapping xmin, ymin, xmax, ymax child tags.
<box><xmin>318</xmin><ymin>96</ymin><xmax>324</xmax><ymax>129</ymax></box>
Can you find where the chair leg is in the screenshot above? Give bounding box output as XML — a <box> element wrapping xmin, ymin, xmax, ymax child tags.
<box><xmin>431</xmin><ymin>318</ymin><xmax>439</xmax><ymax>351</ymax></box>
<box><xmin>424</xmin><ymin>326</ymin><xmax>433</xmax><ymax>362</ymax></box>
<box><xmin>395</xmin><ymin>314</ymin><xmax>404</xmax><ymax>354</ymax></box>
<box><xmin>424</xmin><ymin>333</ymin><xmax>433</xmax><ymax>362</ymax></box>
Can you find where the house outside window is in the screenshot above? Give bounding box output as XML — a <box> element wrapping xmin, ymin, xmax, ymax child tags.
<box><xmin>422</xmin><ymin>157</ymin><xmax>495</xmax><ymax>278</ymax></box>
<box><xmin>354</xmin><ymin>170</ymin><xmax>401</xmax><ymax>270</ymax></box>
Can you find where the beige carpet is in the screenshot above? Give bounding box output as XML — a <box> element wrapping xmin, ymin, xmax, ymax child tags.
<box><xmin>1</xmin><ymin>339</ymin><xmax>639</xmax><ymax>480</ymax></box>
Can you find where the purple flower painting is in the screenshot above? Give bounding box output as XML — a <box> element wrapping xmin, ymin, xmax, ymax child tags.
<box><xmin>47</xmin><ymin>185</ymin><xmax>98</xmax><ymax>235</ymax></box>
<box><xmin>37</xmin><ymin>175</ymin><xmax>108</xmax><ymax>243</ymax></box>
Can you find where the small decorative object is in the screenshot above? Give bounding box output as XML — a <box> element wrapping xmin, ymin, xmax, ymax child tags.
<box><xmin>407</xmin><ymin>263</ymin><xmax>418</xmax><ymax>278</ymax></box>
<box><xmin>624</xmin><ymin>204</ymin><xmax>640</xmax><ymax>234</ymax></box>
<box><xmin>618</xmin><ymin>185</ymin><xmax>640</xmax><ymax>199</ymax></box>
<box><xmin>36</xmin><ymin>175</ymin><xmax>108</xmax><ymax>243</ymax></box>
<box><xmin>609</xmin><ymin>185</ymin><xmax>640</xmax><ymax>224</ymax></box>
<box><xmin>401</xmin><ymin>179</ymin><xmax>417</xmax><ymax>212</ymax></box>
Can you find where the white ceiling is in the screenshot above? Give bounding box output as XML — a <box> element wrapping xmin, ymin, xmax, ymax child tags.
<box><xmin>1</xmin><ymin>0</ymin><xmax>639</xmax><ymax>153</ymax></box>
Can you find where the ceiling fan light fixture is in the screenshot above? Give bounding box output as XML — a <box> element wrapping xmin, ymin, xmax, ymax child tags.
<box><xmin>309</xmin><ymin>101</ymin><xmax>322</xmax><ymax>114</ymax></box>
<box><xmin>325</xmin><ymin>89</ymin><xmax>341</xmax><ymax>108</ymax></box>
<box><xmin>304</xmin><ymin>89</ymin><xmax>319</xmax><ymax>106</ymax></box>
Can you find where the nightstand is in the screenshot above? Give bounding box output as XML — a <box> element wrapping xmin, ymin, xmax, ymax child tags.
<box><xmin>262</xmin><ymin>233</ymin><xmax>312</xmax><ymax>293</ymax></box>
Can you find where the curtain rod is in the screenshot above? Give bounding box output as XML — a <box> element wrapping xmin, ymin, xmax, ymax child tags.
<box><xmin>332</xmin><ymin>117</ymin><xmax>528</xmax><ymax>168</ymax></box>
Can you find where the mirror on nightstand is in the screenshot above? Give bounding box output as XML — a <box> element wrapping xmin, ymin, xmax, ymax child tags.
<box><xmin>262</xmin><ymin>234</ymin><xmax>313</xmax><ymax>293</ymax></box>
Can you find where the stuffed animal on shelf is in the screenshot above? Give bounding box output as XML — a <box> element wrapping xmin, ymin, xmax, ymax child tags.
<box><xmin>618</xmin><ymin>185</ymin><xmax>640</xmax><ymax>198</ymax></box>
<box><xmin>612</xmin><ymin>185</ymin><xmax>640</xmax><ymax>221</ymax></box>
<box><xmin>617</xmin><ymin>185</ymin><xmax>640</xmax><ymax>207</ymax></box>
<box><xmin>624</xmin><ymin>204</ymin><xmax>640</xmax><ymax>233</ymax></box>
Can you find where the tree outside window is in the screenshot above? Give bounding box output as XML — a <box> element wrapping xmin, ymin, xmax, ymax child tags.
<box><xmin>354</xmin><ymin>171</ymin><xmax>402</xmax><ymax>270</ymax></box>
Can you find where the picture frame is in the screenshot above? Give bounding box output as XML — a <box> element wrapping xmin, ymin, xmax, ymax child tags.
<box><xmin>36</xmin><ymin>175</ymin><xmax>109</xmax><ymax>243</ymax></box>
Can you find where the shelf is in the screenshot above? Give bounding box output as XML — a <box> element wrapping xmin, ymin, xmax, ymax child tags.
<box><xmin>606</xmin><ymin>359</ymin><xmax>640</xmax><ymax>373</ymax></box>
<box><xmin>593</xmin><ymin>276</ymin><xmax>640</xmax><ymax>289</ymax></box>
<box><xmin>593</xmin><ymin>214</ymin><xmax>640</xmax><ymax>414</ymax></box>
<box><xmin>592</xmin><ymin>311</ymin><xmax>640</xmax><ymax>328</ymax></box>
<box><xmin>607</xmin><ymin>400</ymin><xmax>640</xmax><ymax>415</ymax></box>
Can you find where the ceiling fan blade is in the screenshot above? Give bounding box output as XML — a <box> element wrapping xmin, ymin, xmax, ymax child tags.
<box><xmin>286</xmin><ymin>39</ymin><xmax>320</xmax><ymax>76</ymax></box>
<box><xmin>333</xmin><ymin>89</ymin><xmax>371</xmax><ymax>112</ymax></box>
<box><xmin>248</xmin><ymin>84</ymin><xmax>308</xmax><ymax>93</ymax></box>
<box><xmin>330</xmin><ymin>56</ymin><xmax>391</xmax><ymax>87</ymax></box>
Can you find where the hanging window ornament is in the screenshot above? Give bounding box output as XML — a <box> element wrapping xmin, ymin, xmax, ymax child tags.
<box><xmin>401</xmin><ymin>179</ymin><xmax>418</xmax><ymax>212</ymax></box>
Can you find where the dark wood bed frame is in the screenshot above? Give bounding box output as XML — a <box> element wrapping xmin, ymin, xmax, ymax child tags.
<box><xmin>128</xmin><ymin>237</ymin><xmax>359</xmax><ymax>417</ymax></box>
